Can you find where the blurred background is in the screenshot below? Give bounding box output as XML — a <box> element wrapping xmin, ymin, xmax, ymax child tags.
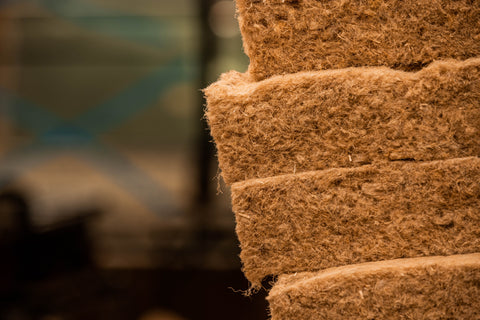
<box><xmin>0</xmin><ymin>0</ymin><xmax>268</xmax><ymax>319</ymax></box>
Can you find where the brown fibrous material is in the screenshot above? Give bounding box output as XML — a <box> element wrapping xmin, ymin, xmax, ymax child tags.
<box><xmin>268</xmin><ymin>253</ymin><xmax>480</xmax><ymax>320</ymax></box>
<box><xmin>232</xmin><ymin>157</ymin><xmax>480</xmax><ymax>289</ymax></box>
<box><xmin>205</xmin><ymin>58</ymin><xmax>480</xmax><ymax>185</ymax></box>
<box><xmin>236</xmin><ymin>0</ymin><xmax>480</xmax><ymax>80</ymax></box>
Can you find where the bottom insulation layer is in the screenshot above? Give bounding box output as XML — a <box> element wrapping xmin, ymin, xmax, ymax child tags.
<box><xmin>268</xmin><ymin>253</ymin><xmax>480</xmax><ymax>320</ymax></box>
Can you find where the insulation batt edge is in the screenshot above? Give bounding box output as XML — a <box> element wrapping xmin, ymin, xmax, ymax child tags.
<box><xmin>231</xmin><ymin>157</ymin><xmax>480</xmax><ymax>289</ymax></box>
<box><xmin>268</xmin><ymin>253</ymin><xmax>480</xmax><ymax>320</ymax></box>
<box><xmin>205</xmin><ymin>58</ymin><xmax>480</xmax><ymax>185</ymax></box>
<box><xmin>236</xmin><ymin>0</ymin><xmax>480</xmax><ymax>80</ymax></box>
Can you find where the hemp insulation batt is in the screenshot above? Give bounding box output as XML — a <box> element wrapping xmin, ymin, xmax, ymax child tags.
<box><xmin>268</xmin><ymin>253</ymin><xmax>480</xmax><ymax>320</ymax></box>
<box><xmin>236</xmin><ymin>0</ymin><xmax>480</xmax><ymax>80</ymax></box>
<box><xmin>205</xmin><ymin>58</ymin><xmax>480</xmax><ymax>185</ymax></box>
<box><xmin>231</xmin><ymin>157</ymin><xmax>480</xmax><ymax>288</ymax></box>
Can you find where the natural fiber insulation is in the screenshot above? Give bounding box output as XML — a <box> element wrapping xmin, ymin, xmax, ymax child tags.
<box><xmin>236</xmin><ymin>0</ymin><xmax>480</xmax><ymax>80</ymax></box>
<box><xmin>268</xmin><ymin>253</ymin><xmax>480</xmax><ymax>320</ymax></box>
<box><xmin>205</xmin><ymin>58</ymin><xmax>480</xmax><ymax>185</ymax></box>
<box><xmin>232</xmin><ymin>157</ymin><xmax>480</xmax><ymax>289</ymax></box>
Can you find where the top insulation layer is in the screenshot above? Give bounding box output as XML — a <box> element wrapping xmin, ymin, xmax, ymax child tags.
<box><xmin>236</xmin><ymin>0</ymin><xmax>480</xmax><ymax>80</ymax></box>
<box><xmin>206</xmin><ymin>58</ymin><xmax>480</xmax><ymax>185</ymax></box>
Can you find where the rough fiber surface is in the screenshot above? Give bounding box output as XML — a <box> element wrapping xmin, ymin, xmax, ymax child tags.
<box><xmin>206</xmin><ymin>58</ymin><xmax>480</xmax><ymax>184</ymax></box>
<box><xmin>237</xmin><ymin>0</ymin><xmax>480</xmax><ymax>80</ymax></box>
<box><xmin>231</xmin><ymin>157</ymin><xmax>480</xmax><ymax>288</ymax></box>
<box><xmin>268</xmin><ymin>253</ymin><xmax>480</xmax><ymax>320</ymax></box>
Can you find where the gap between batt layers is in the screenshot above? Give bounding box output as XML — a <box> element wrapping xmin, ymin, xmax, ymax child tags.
<box><xmin>229</xmin><ymin>155</ymin><xmax>479</xmax><ymax>188</ymax></box>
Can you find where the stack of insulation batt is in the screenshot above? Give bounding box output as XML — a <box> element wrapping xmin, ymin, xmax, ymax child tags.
<box><xmin>205</xmin><ymin>0</ymin><xmax>480</xmax><ymax>318</ymax></box>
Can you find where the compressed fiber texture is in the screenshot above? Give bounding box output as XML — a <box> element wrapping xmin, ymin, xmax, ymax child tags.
<box><xmin>205</xmin><ymin>58</ymin><xmax>480</xmax><ymax>185</ymax></box>
<box><xmin>268</xmin><ymin>253</ymin><xmax>480</xmax><ymax>320</ymax></box>
<box><xmin>236</xmin><ymin>0</ymin><xmax>480</xmax><ymax>80</ymax></box>
<box><xmin>231</xmin><ymin>157</ymin><xmax>480</xmax><ymax>289</ymax></box>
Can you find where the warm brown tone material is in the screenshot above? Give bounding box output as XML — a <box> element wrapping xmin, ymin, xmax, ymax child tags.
<box><xmin>268</xmin><ymin>253</ymin><xmax>480</xmax><ymax>320</ymax></box>
<box><xmin>232</xmin><ymin>157</ymin><xmax>480</xmax><ymax>289</ymax></box>
<box><xmin>206</xmin><ymin>58</ymin><xmax>480</xmax><ymax>184</ymax></box>
<box><xmin>236</xmin><ymin>0</ymin><xmax>480</xmax><ymax>80</ymax></box>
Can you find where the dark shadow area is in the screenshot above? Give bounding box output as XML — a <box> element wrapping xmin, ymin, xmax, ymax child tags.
<box><xmin>0</xmin><ymin>186</ymin><xmax>268</xmax><ymax>320</ymax></box>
